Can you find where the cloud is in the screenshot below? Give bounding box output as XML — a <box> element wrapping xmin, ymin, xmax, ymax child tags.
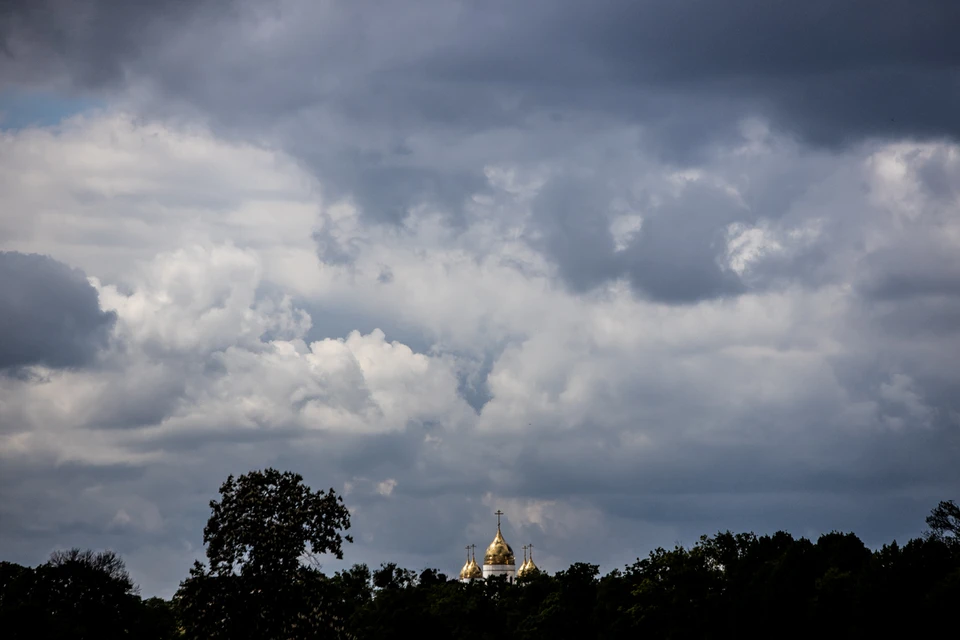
<box><xmin>0</xmin><ymin>251</ymin><xmax>115</xmax><ymax>372</ymax></box>
<box><xmin>0</xmin><ymin>112</ymin><xmax>323</xmax><ymax>292</ymax></box>
<box><xmin>7</xmin><ymin>1</ymin><xmax>960</xmax><ymax>299</ymax></box>
<box><xmin>1</xmin><ymin>7</ymin><xmax>960</xmax><ymax>597</ymax></box>
<box><xmin>96</xmin><ymin>0</ymin><xmax>958</xmax><ymax>145</ymax></box>
<box><xmin>0</xmin><ymin>0</ymin><xmax>225</xmax><ymax>90</ymax></box>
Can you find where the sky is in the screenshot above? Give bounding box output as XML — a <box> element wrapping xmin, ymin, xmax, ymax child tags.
<box><xmin>1</xmin><ymin>0</ymin><xmax>960</xmax><ymax>598</ymax></box>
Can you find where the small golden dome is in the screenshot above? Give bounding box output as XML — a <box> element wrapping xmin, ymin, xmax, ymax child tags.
<box><xmin>524</xmin><ymin>555</ymin><xmax>539</xmax><ymax>575</ymax></box>
<box><xmin>517</xmin><ymin>544</ymin><xmax>539</xmax><ymax>578</ymax></box>
<box><xmin>516</xmin><ymin>559</ymin><xmax>529</xmax><ymax>577</ymax></box>
<box><xmin>465</xmin><ymin>557</ymin><xmax>483</xmax><ymax>579</ymax></box>
<box><xmin>484</xmin><ymin>526</ymin><xmax>515</xmax><ymax>566</ymax></box>
<box><xmin>459</xmin><ymin>545</ymin><xmax>477</xmax><ymax>580</ymax></box>
<box><xmin>517</xmin><ymin>545</ymin><xmax>530</xmax><ymax>577</ymax></box>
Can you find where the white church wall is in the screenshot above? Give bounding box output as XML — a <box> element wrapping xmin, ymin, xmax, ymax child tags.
<box><xmin>482</xmin><ymin>564</ymin><xmax>516</xmax><ymax>583</ymax></box>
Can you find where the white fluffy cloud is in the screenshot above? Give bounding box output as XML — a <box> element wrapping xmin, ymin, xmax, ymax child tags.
<box><xmin>0</xmin><ymin>112</ymin><xmax>323</xmax><ymax>293</ymax></box>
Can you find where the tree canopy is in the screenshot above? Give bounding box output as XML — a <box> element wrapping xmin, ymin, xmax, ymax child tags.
<box><xmin>0</xmin><ymin>549</ymin><xmax>173</xmax><ymax>640</ymax></box>
<box><xmin>2</xmin><ymin>471</ymin><xmax>959</xmax><ymax>640</ymax></box>
<box><xmin>177</xmin><ymin>468</ymin><xmax>353</xmax><ymax>639</ymax></box>
<box><xmin>203</xmin><ymin>467</ymin><xmax>352</xmax><ymax>578</ymax></box>
<box><xmin>925</xmin><ymin>499</ymin><xmax>960</xmax><ymax>545</ymax></box>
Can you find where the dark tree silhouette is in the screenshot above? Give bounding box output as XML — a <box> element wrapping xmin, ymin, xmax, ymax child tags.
<box><xmin>177</xmin><ymin>468</ymin><xmax>353</xmax><ymax>639</ymax></box>
<box><xmin>0</xmin><ymin>549</ymin><xmax>170</xmax><ymax>640</ymax></box>
<box><xmin>6</xmin><ymin>483</ymin><xmax>960</xmax><ymax>640</ymax></box>
<box><xmin>925</xmin><ymin>499</ymin><xmax>960</xmax><ymax>544</ymax></box>
<box><xmin>203</xmin><ymin>467</ymin><xmax>352</xmax><ymax>578</ymax></box>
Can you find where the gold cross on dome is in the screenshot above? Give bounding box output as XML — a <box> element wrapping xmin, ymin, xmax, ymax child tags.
<box><xmin>495</xmin><ymin>509</ymin><xmax>504</xmax><ymax>527</ymax></box>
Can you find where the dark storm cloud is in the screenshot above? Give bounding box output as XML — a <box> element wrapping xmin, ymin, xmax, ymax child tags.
<box><xmin>858</xmin><ymin>239</ymin><xmax>960</xmax><ymax>302</ymax></box>
<box><xmin>0</xmin><ymin>251</ymin><xmax>115</xmax><ymax>372</ymax></box>
<box><xmin>7</xmin><ymin>0</ymin><xmax>959</xmax><ymax>300</ymax></box>
<box><xmin>109</xmin><ymin>0</ymin><xmax>959</xmax><ymax>144</ymax></box>
<box><xmin>528</xmin><ymin>176</ymin><xmax>622</xmax><ymax>292</ymax></box>
<box><xmin>621</xmin><ymin>182</ymin><xmax>747</xmax><ymax>302</ymax></box>
<box><xmin>848</xmin><ymin>223</ymin><xmax>960</xmax><ymax>345</ymax></box>
<box><xmin>0</xmin><ymin>0</ymin><xmax>227</xmax><ymax>89</ymax></box>
<box><xmin>513</xmin><ymin>0</ymin><xmax>960</xmax><ymax>145</ymax></box>
<box><xmin>0</xmin><ymin>457</ymin><xmax>144</xmax><ymax>537</ymax></box>
<box><xmin>528</xmin><ymin>168</ymin><xmax>749</xmax><ymax>301</ymax></box>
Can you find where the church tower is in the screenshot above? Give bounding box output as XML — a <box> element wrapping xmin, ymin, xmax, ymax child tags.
<box><xmin>482</xmin><ymin>510</ymin><xmax>516</xmax><ymax>583</ymax></box>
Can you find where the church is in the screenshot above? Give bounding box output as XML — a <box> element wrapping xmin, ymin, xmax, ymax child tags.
<box><xmin>459</xmin><ymin>510</ymin><xmax>539</xmax><ymax>583</ymax></box>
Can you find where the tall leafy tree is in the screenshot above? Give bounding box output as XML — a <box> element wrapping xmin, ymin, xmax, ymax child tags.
<box><xmin>203</xmin><ymin>468</ymin><xmax>352</xmax><ymax>578</ymax></box>
<box><xmin>177</xmin><ymin>468</ymin><xmax>353</xmax><ymax>639</ymax></box>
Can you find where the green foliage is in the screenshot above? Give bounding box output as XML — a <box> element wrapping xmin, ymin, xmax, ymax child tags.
<box><xmin>298</xmin><ymin>514</ymin><xmax>959</xmax><ymax>640</ymax></box>
<box><xmin>203</xmin><ymin>468</ymin><xmax>352</xmax><ymax>578</ymax></box>
<box><xmin>5</xmin><ymin>479</ymin><xmax>960</xmax><ymax>640</ymax></box>
<box><xmin>177</xmin><ymin>468</ymin><xmax>353</xmax><ymax>639</ymax></box>
<box><xmin>925</xmin><ymin>499</ymin><xmax>960</xmax><ymax>544</ymax></box>
<box><xmin>0</xmin><ymin>549</ymin><xmax>177</xmax><ymax>640</ymax></box>
<box><xmin>176</xmin><ymin>562</ymin><xmax>344</xmax><ymax>640</ymax></box>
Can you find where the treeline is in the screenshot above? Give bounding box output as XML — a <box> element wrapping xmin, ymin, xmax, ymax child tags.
<box><xmin>2</xmin><ymin>468</ymin><xmax>959</xmax><ymax>639</ymax></box>
<box><xmin>0</xmin><ymin>549</ymin><xmax>176</xmax><ymax>639</ymax></box>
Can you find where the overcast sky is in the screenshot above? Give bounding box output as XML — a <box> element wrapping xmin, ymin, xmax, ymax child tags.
<box><xmin>2</xmin><ymin>0</ymin><xmax>960</xmax><ymax>597</ymax></box>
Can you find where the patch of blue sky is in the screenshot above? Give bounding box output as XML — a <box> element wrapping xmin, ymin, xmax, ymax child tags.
<box><xmin>0</xmin><ymin>88</ymin><xmax>104</xmax><ymax>130</ymax></box>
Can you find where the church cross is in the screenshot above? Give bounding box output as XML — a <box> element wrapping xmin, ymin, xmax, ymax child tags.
<box><xmin>470</xmin><ymin>544</ymin><xmax>477</xmax><ymax>561</ymax></box>
<box><xmin>527</xmin><ymin>543</ymin><xmax>534</xmax><ymax>560</ymax></box>
<box><xmin>495</xmin><ymin>509</ymin><xmax>504</xmax><ymax>528</ymax></box>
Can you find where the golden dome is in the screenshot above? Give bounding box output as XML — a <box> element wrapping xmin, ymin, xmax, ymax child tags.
<box><xmin>517</xmin><ymin>544</ymin><xmax>539</xmax><ymax>578</ymax></box>
<box><xmin>458</xmin><ymin>547</ymin><xmax>472</xmax><ymax>580</ymax></box>
<box><xmin>465</xmin><ymin>557</ymin><xmax>483</xmax><ymax>579</ymax></box>
<box><xmin>524</xmin><ymin>554</ymin><xmax>539</xmax><ymax>575</ymax></box>
<box><xmin>484</xmin><ymin>526</ymin><xmax>515</xmax><ymax>566</ymax></box>
<box><xmin>516</xmin><ymin>558</ymin><xmax>529</xmax><ymax>577</ymax></box>
<box><xmin>516</xmin><ymin>545</ymin><xmax>530</xmax><ymax>577</ymax></box>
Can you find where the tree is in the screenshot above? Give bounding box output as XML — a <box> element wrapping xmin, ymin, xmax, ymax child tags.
<box><xmin>625</xmin><ymin>546</ymin><xmax>722</xmax><ymax>639</ymax></box>
<box><xmin>203</xmin><ymin>467</ymin><xmax>352</xmax><ymax>578</ymax></box>
<box><xmin>925</xmin><ymin>500</ymin><xmax>960</xmax><ymax>545</ymax></box>
<box><xmin>47</xmin><ymin>548</ymin><xmax>135</xmax><ymax>592</ymax></box>
<box><xmin>177</xmin><ymin>468</ymin><xmax>353</xmax><ymax>639</ymax></box>
<box><xmin>0</xmin><ymin>550</ymin><xmax>146</xmax><ymax>640</ymax></box>
<box><xmin>137</xmin><ymin>597</ymin><xmax>179</xmax><ymax>640</ymax></box>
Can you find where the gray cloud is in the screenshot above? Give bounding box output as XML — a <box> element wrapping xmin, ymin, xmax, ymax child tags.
<box><xmin>858</xmin><ymin>239</ymin><xmax>960</xmax><ymax>302</ymax></box>
<box><xmin>14</xmin><ymin>0</ymin><xmax>948</xmax><ymax>146</ymax></box>
<box><xmin>0</xmin><ymin>251</ymin><xmax>115</xmax><ymax>372</ymax></box>
<box><xmin>2</xmin><ymin>0</ymin><xmax>960</xmax><ymax>600</ymax></box>
<box><xmin>0</xmin><ymin>0</ymin><xmax>227</xmax><ymax>89</ymax></box>
<box><xmin>7</xmin><ymin>0</ymin><xmax>959</xmax><ymax>300</ymax></box>
<box><xmin>621</xmin><ymin>182</ymin><xmax>748</xmax><ymax>302</ymax></box>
